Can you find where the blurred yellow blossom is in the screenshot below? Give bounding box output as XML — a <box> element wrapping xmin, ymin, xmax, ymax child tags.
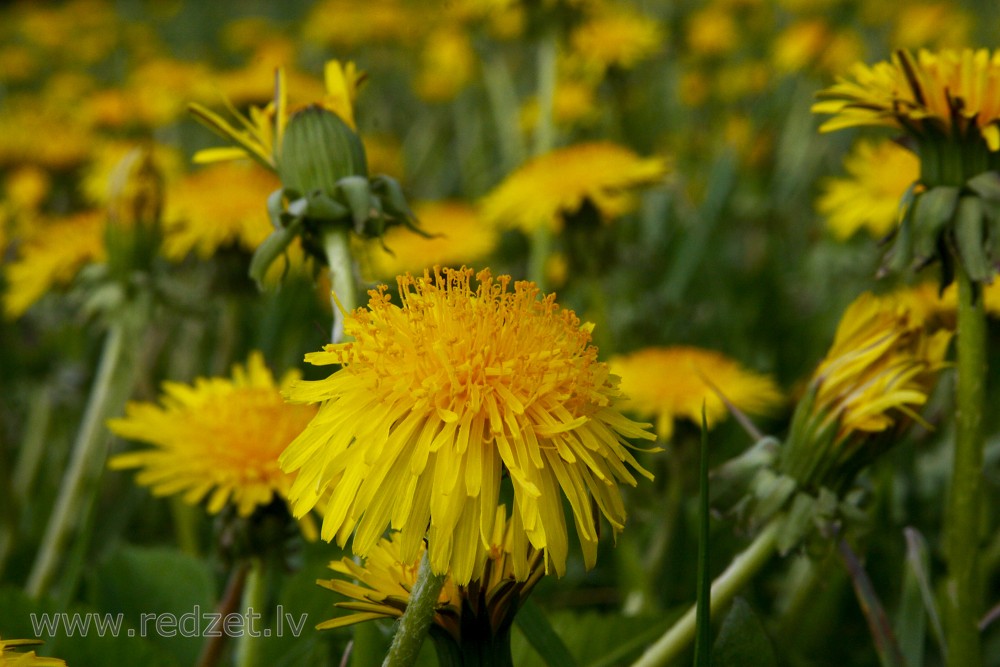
<box><xmin>358</xmin><ymin>201</ymin><xmax>497</xmax><ymax>281</ymax></box>
<box><xmin>817</xmin><ymin>139</ymin><xmax>919</xmax><ymax>240</ymax></box>
<box><xmin>891</xmin><ymin>4</ymin><xmax>971</xmax><ymax>50</ymax></box>
<box><xmin>610</xmin><ymin>346</ymin><xmax>784</xmax><ymax>440</ymax></box>
<box><xmin>569</xmin><ymin>6</ymin><xmax>663</xmax><ymax>73</ymax></box>
<box><xmin>481</xmin><ymin>142</ymin><xmax>667</xmax><ymax>232</ymax></box>
<box><xmin>3</xmin><ymin>212</ymin><xmax>106</xmax><ymax>318</ymax></box>
<box><xmin>415</xmin><ymin>26</ymin><xmax>477</xmax><ymax>103</ymax></box>
<box><xmin>686</xmin><ymin>6</ymin><xmax>739</xmax><ymax>57</ymax></box>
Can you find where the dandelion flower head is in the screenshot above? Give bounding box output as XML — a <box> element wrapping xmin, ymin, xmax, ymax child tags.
<box><xmin>610</xmin><ymin>346</ymin><xmax>784</xmax><ymax>440</ymax></box>
<box><xmin>813</xmin><ymin>48</ymin><xmax>1000</xmax><ymax>151</ymax></box>
<box><xmin>108</xmin><ymin>352</ymin><xmax>317</xmax><ymax>518</ymax></box>
<box><xmin>318</xmin><ymin>505</ymin><xmax>543</xmax><ymax>643</ymax></box>
<box><xmin>817</xmin><ymin>139</ymin><xmax>919</xmax><ymax>240</ymax></box>
<box><xmin>480</xmin><ymin>142</ymin><xmax>667</xmax><ymax>233</ymax></box>
<box><xmin>281</xmin><ymin>267</ymin><xmax>656</xmax><ymax>584</ymax></box>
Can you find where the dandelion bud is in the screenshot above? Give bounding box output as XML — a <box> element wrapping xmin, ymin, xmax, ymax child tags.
<box><xmin>277</xmin><ymin>105</ymin><xmax>368</xmax><ymax>198</ymax></box>
<box><xmin>104</xmin><ymin>146</ymin><xmax>164</xmax><ymax>278</ymax></box>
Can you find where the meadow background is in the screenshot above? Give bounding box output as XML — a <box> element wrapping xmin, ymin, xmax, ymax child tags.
<box><xmin>3</xmin><ymin>0</ymin><xmax>1000</xmax><ymax>665</ymax></box>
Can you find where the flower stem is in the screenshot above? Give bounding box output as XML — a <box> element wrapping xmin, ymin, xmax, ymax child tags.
<box><xmin>322</xmin><ymin>225</ymin><xmax>357</xmax><ymax>343</ymax></box>
<box><xmin>945</xmin><ymin>261</ymin><xmax>986</xmax><ymax>666</ymax></box>
<box><xmin>528</xmin><ymin>30</ymin><xmax>558</xmax><ymax>291</ymax></box>
<box><xmin>630</xmin><ymin>519</ymin><xmax>781</xmax><ymax>667</ymax></box>
<box><xmin>196</xmin><ymin>561</ymin><xmax>250</xmax><ymax>667</ymax></box>
<box><xmin>382</xmin><ymin>552</ymin><xmax>446</xmax><ymax>667</ymax></box>
<box><xmin>26</xmin><ymin>319</ymin><xmax>133</xmax><ymax>598</ymax></box>
<box><xmin>235</xmin><ymin>557</ymin><xmax>267</xmax><ymax>667</ymax></box>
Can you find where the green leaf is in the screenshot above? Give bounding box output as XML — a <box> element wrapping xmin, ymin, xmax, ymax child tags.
<box><xmin>87</xmin><ymin>544</ymin><xmax>215</xmax><ymax>667</ymax></box>
<box><xmin>0</xmin><ymin>585</ymin><xmax>175</xmax><ymax>667</ymax></box>
<box><xmin>711</xmin><ymin>598</ymin><xmax>777</xmax><ymax>667</ymax></box>
<box><xmin>514</xmin><ymin>599</ymin><xmax>577</xmax><ymax>667</ymax></box>
<box><xmin>510</xmin><ymin>610</ymin><xmax>671</xmax><ymax>667</ymax></box>
<box><xmin>837</xmin><ymin>540</ymin><xmax>907</xmax><ymax>667</ymax></box>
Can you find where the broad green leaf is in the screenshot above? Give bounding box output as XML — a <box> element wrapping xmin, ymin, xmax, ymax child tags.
<box><xmin>87</xmin><ymin>544</ymin><xmax>215</xmax><ymax>667</ymax></box>
<box><xmin>515</xmin><ymin>599</ymin><xmax>577</xmax><ymax>667</ymax></box>
<box><xmin>712</xmin><ymin>597</ymin><xmax>777</xmax><ymax>667</ymax></box>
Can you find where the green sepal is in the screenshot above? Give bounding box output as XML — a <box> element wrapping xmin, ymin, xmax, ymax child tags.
<box><xmin>338</xmin><ymin>175</ymin><xmax>374</xmax><ymax>231</ymax></box>
<box><xmin>249</xmin><ymin>219</ymin><xmax>302</xmax><ymax>286</ymax></box>
<box><xmin>953</xmin><ymin>195</ymin><xmax>991</xmax><ymax>282</ymax></box>
<box><xmin>306</xmin><ymin>191</ymin><xmax>350</xmax><ymax>220</ymax></box>
<box><xmin>776</xmin><ymin>492</ymin><xmax>816</xmax><ymax>554</ymax></box>
<box><xmin>911</xmin><ymin>185</ymin><xmax>959</xmax><ymax>264</ymax></box>
<box><xmin>966</xmin><ymin>170</ymin><xmax>1000</xmax><ymax>202</ymax></box>
<box><xmin>750</xmin><ymin>469</ymin><xmax>798</xmax><ymax>524</ymax></box>
<box><xmin>885</xmin><ymin>198</ymin><xmax>915</xmax><ymax>275</ymax></box>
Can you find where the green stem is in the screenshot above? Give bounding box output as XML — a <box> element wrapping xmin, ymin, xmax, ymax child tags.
<box><xmin>528</xmin><ymin>31</ymin><xmax>558</xmax><ymax>291</ymax></box>
<box><xmin>26</xmin><ymin>320</ymin><xmax>130</xmax><ymax>598</ymax></box>
<box><xmin>235</xmin><ymin>557</ymin><xmax>268</xmax><ymax>667</ymax></box>
<box><xmin>630</xmin><ymin>519</ymin><xmax>781</xmax><ymax>667</ymax></box>
<box><xmin>322</xmin><ymin>225</ymin><xmax>358</xmax><ymax>343</ymax></box>
<box><xmin>0</xmin><ymin>385</ymin><xmax>54</xmax><ymax>578</ymax></box>
<box><xmin>382</xmin><ymin>552</ymin><xmax>446</xmax><ymax>667</ymax></box>
<box><xmin>945</xmin><ymin>261</ymin><xmax>986</xmax><ymax>666</ymax></box>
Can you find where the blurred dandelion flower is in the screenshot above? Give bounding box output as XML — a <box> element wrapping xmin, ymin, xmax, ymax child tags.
<box><xmin>2</xmin><ymin>211</ymin><xmax>105</xmax><ymax>318</ymax></box>
<box><xmin>780</xmin><ymin>291</ymin><xmax>952</xmax><ymax>491</ymax></box>
<box><xmin>108</xmin><ymin>352</ymin><xmax>317</xmax><ymax>518</ymax></box>
<box><xmin>414</xmin><ymin>27</ymin><xmax>476</xmax><ymax>103</ymax></box>
<box><xmin>281</xmin><ymin>267</ymin><xmax>656</xmax><ymax>584</ymax></box>
<box><xmin>480</xmin><ymin>142</ymin><xmax>667</xmax><ymax>233</ymax></box>
<box><xmin>358</xmin><ymin>201</ymin><xmax>497</xmax><ymax>281</ymax></box>
<box><xmin>569</xmin><ymin>6</ymin><xmax>663</xmax><ymax>72</ymax></box>
<box><xmin>318</xmin><ymin>505</ymin><xmax>543</xmax><ymax>657</ymax></box>
<box><xmin>162</xmin><ymin>162</ymin><xmax>287</xmax><ymax>261</ymax></box>
<box><xmin>817</xmin><ymin>139</ymin><xmax>919</xmax><ymax>239</ymax></box>
<box><xmin>814</xmin><ymin>48</ymin><xmax>1000</xmax><ymax>152</ymax></box>
<box><xmin>610</xmin><ymin>346</ymin><xmax>784</xmax><ymax>440</ymax></box>
<box><xmin>0</xmin><ymin>637</ymin><xmax>66</xmax><ymax>666</ymax></box>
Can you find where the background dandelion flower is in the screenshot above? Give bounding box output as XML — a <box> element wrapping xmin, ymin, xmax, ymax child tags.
<box><xmin>610</xmin><ymin>346</ymin><xmax>784</xmax><ymax>440</ymax></box>
<box><xmin>281</xmin><ymin>267</ymin><xmax>656</xmax><ymax>584</ymax></box>
<box><xmin>480</xmin><ymin>142</ymin><xmax>667</xmax><ymax>232</ymax></box>
<box><xmin>108</xmin><ymin>351</ymin><xmax>317</xmax><ymax>518</ymax></box>
<box><xmin>0</xmin><ymin>637</ymin><xmax>66</xmax><ymax>666</ymax></box>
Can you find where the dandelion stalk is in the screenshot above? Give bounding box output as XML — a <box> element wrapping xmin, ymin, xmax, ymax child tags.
<box><xmin>630</xmin><ymin>519</ymin><xmax>781</xmax><ymax>667</ymax></box>
<box><xmin>26</xmin><ymin>315</ymin><xmax>140</xmax><ymax>598</ymax></box>
<box><xmin>236</xmin><ymin>557</ymin><xmax>268</xmax><ymax>667</ymax></box>
<box><xmin>382</xmin><ymin>552</ymin><xmax>447</xmax><ymax>667</ymax></box>
<box><xmin>945</xmin><ymin>257</ymin><xmax>986</xmax><ymax>666</ymax></box>
<box><xmin>528</xmin><ymin>30</ymin><xmax>558</xmax><ymax>291</ymax></box>
<box><xmin>321</xmin><ymin>225</ymin><xmax>358</xmax><ymax>344</ymax></box>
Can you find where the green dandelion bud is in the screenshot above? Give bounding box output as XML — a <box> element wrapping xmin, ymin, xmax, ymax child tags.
<box><xmin>278</xmin><ymin>105</ymin><xmax>368</xmax><ymax>197</ymax></box>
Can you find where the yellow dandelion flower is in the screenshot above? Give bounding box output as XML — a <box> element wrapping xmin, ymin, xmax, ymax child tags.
<box><xmin>318</xmin><ymin>505</ymin><xmax>543</xmax><ymax>651</ymax></box>
<box><xmin>610</xmin><ymin>346</ymin><xmax>784</xmax><ymax>441</ymax></box>
<box><xmin>781</xmin><ymin>291</ymin><xmax>952</xmax><ymax>490</ymax></box>
<box><xmin>480</xmin><ymin>142</ymin><xmax>667</xmax><ymax>233</ymax></box>
<box><xmin>3</xmin><ymin>165</ymin><xmax>50</xmax><ymax>213</ymax></box>
<box><xmin>569</xmin><ymin>7</ymin><xmax>663</xmax><ymax>72</ymax></box>
<box><xmin>891</xmin><ymin>3</ymin><xmax>971</xmax><ymax>51</ymax></box>
<box><xmin>108</xmin><ymin>352</ymin><xmax>317</xmax><ymax>518</ymax></box>
<box><xmin>520</xmin><ymin>78</ymin><xmax>600</xmax><ymax>133</ymax></box>
<box><xmin>280</xmin><ymin>267</ymin><xmax>656</xmax><ymax>584</ymax></box>
<box><xmin>302</xmin><ymin>0</ymin><xmax>419</xmax><ymax>50</ymax></box>
<box><xmin>414</xmin><ymin>27</ymin><xmax>476</xmax><ymax>103</ymax></box>
<box><xmin>81</xmin><ymin>141</ymin><xmax>185</xmax><ymax>207</ymax></box>
<box><xmin>813</xmin><ymin>48</ymin><xmax>1000</xmax><ymax>152</ymax></box>
<box><xmin>686</xmin><ymin>6</ymin><xmax>739</xmax><ymax>57</ymax></box>
<box><xmin>358</xmin><ymin>201</ymin><xmax>497</xmax><ymax>281</ymax></box>
<box><xmin>162</xmin><ymin>162</ymin><xmax>284</xmax><ymax>260</ymax></box>
<box><xmin>0</xmin><ymin>637</ymin><xmax>66</xmax><ymax>667</ymax></box>
<box><xmin>817</xmin><ymin>139</ymin><xmax>919</xmax><ymax>240</ymax></box>
<box><xmin>771</xmin><ymin>19</ymin><xmax>831</xmax><ymax>74</ymax></box>
<box><xmin>2</xmin><ymin>211</ymin><xmax>105</xmax><ymax>318</ymax></box>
